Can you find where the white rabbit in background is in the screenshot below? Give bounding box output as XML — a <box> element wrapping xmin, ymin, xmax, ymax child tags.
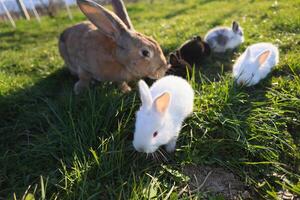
<box><xmin>233</xmin><ymin>42</ymin><xmax>279</xmax><ymax>86</ymax></box>
<box><xmin>133</xmin><ymin>75</ymin><xmax>194</xmax><ymax>153</ymax></box>
<box><xmin>204</xmin><ymin>21</ymin><xmax>244</xmax><ymax>53</ymax></box>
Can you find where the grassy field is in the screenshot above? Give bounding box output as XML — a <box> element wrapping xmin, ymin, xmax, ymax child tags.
<box><xmin>0</xmin><ymin>0</ymin><xmax>299</xmax><ymax>199</ymax></box>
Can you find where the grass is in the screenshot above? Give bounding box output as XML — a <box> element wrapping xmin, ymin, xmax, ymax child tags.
<box><xmin>0</xmin><ymin>0</ymin><xmax>299</xmax><ymax>199</ymax></box>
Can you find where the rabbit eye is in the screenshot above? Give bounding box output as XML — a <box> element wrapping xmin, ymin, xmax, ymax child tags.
<box><xmin>153</xmin><ymin>131</ymin><xmax>158</xmax><ymax>137</ymax></box>
<box><xmin>142</xmin><ymin>50</ymin><xmax>150</xmax><ymax>57</ymax></box>
<box><xmin>140</xmin><ymin>49</ymin><xmax>152</xmax><ymax>58</ymax></box>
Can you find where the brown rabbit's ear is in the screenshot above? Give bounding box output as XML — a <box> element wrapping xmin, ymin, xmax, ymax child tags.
<box><xmin>111</xmin><ymin>0</ymin><xmax>134</xmax><ymax>30</ymax></box>
<box><xmin>169</xmin><ymin>53</ymin><xmax>180</xmax><ymax>65</ymax></box>
<box><xmin>77</xmin><ymin>0</ymin><xmax>128</xmax><ymax>39</ymax></box>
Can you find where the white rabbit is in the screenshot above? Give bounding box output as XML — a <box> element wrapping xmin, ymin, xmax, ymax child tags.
<box><xmin>204</xmin><ymin>21</ymin><xmax>244</xmax><ymax>53</ymax></box>
<box><xmin>233</xmin><ymin>43</ymin><xmax>279</xmax><ymax>86</ymax></box>
<box><xmin>133</xmin><ymin>75</ymin><xmax>194</xmax><ymax>153</ymax></box>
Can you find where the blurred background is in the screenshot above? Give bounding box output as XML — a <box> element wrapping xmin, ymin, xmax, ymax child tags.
<box><xmin>0</xmin><ymin>0</ymin><xmax>141</xmax><ymax>24</ymax></box>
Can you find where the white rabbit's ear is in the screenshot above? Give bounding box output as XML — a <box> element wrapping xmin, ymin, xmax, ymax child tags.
<box><xmin>153</xmin><ymin>92</ymin><xmax>171</xmax><ymax>114</ymax></box>
<box><xmin>255</xmin><ymin>50</ymin><xmax>271</xmax><ymax>67</ymax></box>
<box><xmin>77</xmin><ymin>0</ymin><xmax>127</xmax><ymax>39</ymax></box>
<box><xmin>138</xmin><ymin>80</ymin><xmax>152</xmax><ymax>108</ymax></box>
<box><xmin>244</xmin><ymin>47</ymin><xmax>251</xmax><ymax>59</ymax></box>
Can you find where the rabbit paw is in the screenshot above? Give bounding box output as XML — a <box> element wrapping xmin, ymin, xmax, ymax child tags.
<box><xmin>120</xmin><ymin>82</ymin><xmax>132</xmax><ymax>93</ymax></box>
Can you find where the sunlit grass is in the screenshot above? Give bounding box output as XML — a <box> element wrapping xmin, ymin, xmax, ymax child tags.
<box><xmin>0</xmin><ymin>0</ymin><xmax>299</xmax><ymax>199</ymax></box>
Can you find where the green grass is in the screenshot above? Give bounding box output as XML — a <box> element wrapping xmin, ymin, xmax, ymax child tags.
<box><xmin>0</xmin><ymin>0</ymin><xmax>299</xmax><ymax>199</ymax></box>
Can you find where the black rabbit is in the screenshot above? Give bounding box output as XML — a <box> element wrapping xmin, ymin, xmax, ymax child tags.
<box><xmin>167</xmin><ymin>35</ymin><xmax>211</xmax><ymax>77</ymax></box>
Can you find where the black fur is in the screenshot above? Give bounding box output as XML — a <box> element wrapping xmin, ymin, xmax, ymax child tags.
<box><xmin>232</xmin><ymin>21</ymin><xmax>239</xmax><ymax>33</ymax></box>
<box><xmin>179</xmin><ymin>35</ymin><xmax>211</xmax><ymax>64</ymax></box>
<box><xmin>59</xmin><ymin>30</ymin><xmax>67</xmax><ymax>43</ymax></box>
<box><xmin>167</xmin><ymin>35</ymin><xmax>211</xmax><ymax>77</ymax></box>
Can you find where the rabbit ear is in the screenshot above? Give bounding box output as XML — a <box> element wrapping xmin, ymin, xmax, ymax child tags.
<box><xmin>111</xmin><ymin>0</ymin><xmax>134</xmax><ymax>30</ymax></box>
<box><xmin>255</xmin><ymin>50</ymin><xmax>271</xmax><ymax>67</ymax></box>
<box><xmin>245</xmin><ymin>47</ymin><xmax>251</xmax><ymax>58</ymax></box>
<box><xmin>77</xmin><ymin>0</ymin><xmax>128</xmax><ymax>39</ymax></box>
<box><xmin>169</xmin><ymin>53</ymin><xmax>180</xmax><ymax>65</ymax></box>
<box><xmin>193</xmin><ymin>36</ymin><xmax>202</xmax><ymax>41</ymax></box>
<box><xmin>138</xmin><ymin>80</ymin><xmax>152</xmax><ymax>108</ymax></box>
<box><xmin>154</xmin><ymin>92</ymin><xmax>171</xmax><ymax>114</ymax></box>
<box><xmin>232</xmin><ymin>21</ymin><xmax>239</xmax><ymax>33</ymax></box>
<box><xmin>203</xmin><ymin>42</ymin><xmax>211</xmax><ymax>56</ymax></box>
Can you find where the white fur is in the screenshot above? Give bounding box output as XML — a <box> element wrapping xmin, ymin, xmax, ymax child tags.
<box><xmin>233</xmin><ymin>43</ymin><xmax>279</xmax><ymax>86</ymax></box>
<box><xmin>204</xmin><ymin>22</ymin><xmax>244</xmax><ymax>53</ymax></box>
<box><xmin>133</xmin><ymin>75</ymin><xmax>194</xmax><ymax>153</ymax></box>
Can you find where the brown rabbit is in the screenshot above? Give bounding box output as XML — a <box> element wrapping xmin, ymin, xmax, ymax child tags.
<box><xmin>59</xmin><ymin>0</ymin><xmax>168</xmax><ymax>94</ymax></box>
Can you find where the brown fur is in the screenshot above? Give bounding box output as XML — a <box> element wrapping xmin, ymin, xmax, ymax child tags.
<box><xmin>59</xmin><ymin>0</ymin><xmax>168</xmax><ymax>94</ymax></box>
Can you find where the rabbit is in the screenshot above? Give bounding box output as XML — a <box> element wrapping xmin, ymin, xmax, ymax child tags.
<box><xmin>59</xmin><ymin>0</ymin><xmax>168</xmax><ymax>94</ymax></box>
<box><xmin>111</xmin><ymin>0</ymin><xmax>134</xmax><ymax>30</ymax></box>
<box><xmin>167</xmin><ymin>36</ymin><xmax>210</xmax><ymax>77</ymax></box>
<box><xmin>204</xmin><ymin>21</ymin><xmax>244</xmax><ymax>53</ymax></box>
<box><xmin>233</xmin><ymin>43</ymin><xmax>279</xmax><ymax>86</ymax></box>
<box><xmin>133</xmin><ymin>75</ymin><xmax>194</xmax><ymax>153</ymax></box>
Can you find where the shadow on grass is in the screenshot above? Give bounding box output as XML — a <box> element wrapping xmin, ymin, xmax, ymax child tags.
<box><xmin>164</xmin><ymin>5</ymin><xmax>196</xmax><ymax>19</ymax></box>
<box><xmin>199</xmin><ymin>51</ymin><xmax>236</xmax><ymax>78</ymax></box>
<box><xmin>0</xmin><ymin>67</ymin><xmax>141</xmax><ymax>198</ymax></box>
<box><xmin>176</xmin><ymin>65</ymin><xmax>297</xmax><ymax>198</ymax></box>
<box><xmin>234</xmin><ymin>79</ymin><xmax>300</xmax><ymax>197</ymax></box>
<box><xmin>0</xmin><ymin>68</ymin><xmax>73</xmax><ymax>197</ymax></box>
<box><xmin>0</xmin><ymin>29</ymin><xmax>60</xmax><ymax>51</ymax></box>
<box><xmin>163</xmin><ymin>0</ymin><xmax>223</xmax><ymax>19</ymax></box>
